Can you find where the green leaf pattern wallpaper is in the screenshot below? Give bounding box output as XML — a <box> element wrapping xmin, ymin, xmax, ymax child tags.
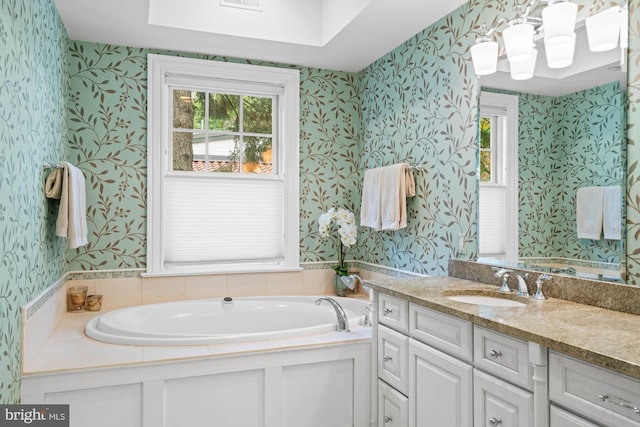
<box><xmin>0</xmin><ymin>0</ymin><xmax>68</xmax><ymax>402</ymax></box>
<box><xmin>0</xmin><ymin>0</ymin><xmax>639</xmax><ymax>403</ymax></box>
<box><xmin>487</xmin><ymin>83</ymin><xmax>625</xmax><ymax>263</ymax></box>
<box><xmin>66</xmin><ymin>45</ymin><xmax>361</xmax><ymax>270</ymax></box>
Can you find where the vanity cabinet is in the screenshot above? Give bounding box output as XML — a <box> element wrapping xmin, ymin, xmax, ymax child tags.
<box><xmin>549</xmin><ymin>351</ymin><xmax>640</xmax><ymax>427</ymax></box>
<box><xmin>375</xmin><ymin>291</ymin><xmax>545</xmax><ymax>427</ymax></box>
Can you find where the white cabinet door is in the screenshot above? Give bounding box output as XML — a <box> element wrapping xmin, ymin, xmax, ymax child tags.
<box><xmin>408</xmin><ymin>338</ymin><xmax>473</xmax><ymax>427</ymax></box>
<box><xmin>474</xmin><ymin>369</ymin><xmax>533</xmax><ymax>427</ymax></box>
<box><xmin>379</xmin><ymin>380</ymin><xmax>408</xmax><ymax>427</ymax></box>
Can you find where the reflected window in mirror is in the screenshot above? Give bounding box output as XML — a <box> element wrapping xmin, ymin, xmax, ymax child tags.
<box><xmin>478</xmin><ymin>92</ymin><xmax>519</xmax><ymax>264</ymax></box>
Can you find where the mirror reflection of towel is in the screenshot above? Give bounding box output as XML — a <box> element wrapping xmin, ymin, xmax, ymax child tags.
<box><xmin>576</xmin><ymin>186</ymin><xmax>603</xmax><ymax>240</ymax></box>
<box><xmin>603</xmin><ymin>185</ymin><xmax>621</xmax><ymax>240</ymax></box>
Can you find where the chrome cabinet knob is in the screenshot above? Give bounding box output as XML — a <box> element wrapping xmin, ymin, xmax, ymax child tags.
<box><xmin>489</xmin><ymin>417</ymin><xmax>502</xmax><ymax>426</ymax></box>
<box><xmin>383</xmin><ymin>355</ymin><xmax>393</xmax><ymax>362</ymax></box>
<box><xmin>488</xmin><ymin>349</ymin><xmax>502</xmax><ymax>360</ymax></box>
<box><xmin>383</xmin><ymin>307</ymin><xmax>393</xmax><ymax>315</ymax></box>
<box><xmin>383</xmin><ymin>415</ymin><xmax>393</xmax><ymax>423</ymax></box>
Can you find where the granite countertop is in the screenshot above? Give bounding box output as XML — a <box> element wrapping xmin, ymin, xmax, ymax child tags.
<box><xmin>366</xmin><ymin>276</ymin><xmax>640</xmax><ymax>380</ymax></box>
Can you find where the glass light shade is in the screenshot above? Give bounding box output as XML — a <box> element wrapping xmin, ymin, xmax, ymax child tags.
<box><xmin>620</xmin><ymin>7</ymin><xmax>628</xmax><ymax>49</ymax></box>
<box><xmin>503</xmin><ymin>23</ymin><xmax>535</xmax><ymax>63</ymax></box>
<box><xmin>542</xmin><ymin>1</ymin><xmax>578</xmax><ymax>43</ymax></box>
<box><xmin>544</xmin><ymin>32</ymin><xmax>576</xmax><ymax>68</ymax></box>
<box><xmin>585</xmin><ymin>6</ymin><xmax>621</xmax><ymax>52</ymax></box>
<box><xmin>510</xmin><ymin>49</ymin><xmax>537</xmax><ymax>80</ymax></box>
<box><xmin>471</xmin><ymin>41</ymin><xmax>499</xmax><ymax>75</ymax></box>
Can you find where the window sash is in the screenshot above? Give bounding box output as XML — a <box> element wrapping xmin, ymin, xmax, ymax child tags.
<box><xmin>146</xmin><ymin>54</ymin><xmax>300</xmax><ymax>275</ymax></box>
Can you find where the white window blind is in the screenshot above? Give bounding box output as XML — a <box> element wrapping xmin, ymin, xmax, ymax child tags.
<box><xmin>479</xmin><ymin>185</ymin><xmax>506</xmax><ymax>256</ymax></box>
<box><xmin>164</xmin><ymin>177</ymin><xmax>284</xmax><ymax>266</ymax></box>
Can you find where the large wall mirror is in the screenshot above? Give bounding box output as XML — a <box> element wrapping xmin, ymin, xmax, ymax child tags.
<box><xmin>476</xmin><ymin>8</ymin><xmax>628</xmax><ymax>283</ymax></box>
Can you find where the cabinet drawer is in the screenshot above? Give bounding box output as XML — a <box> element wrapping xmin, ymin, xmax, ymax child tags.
<box><xmin>550</xmin><ymin>405</ymin><xmax>599</xmax><ymax>427</ymax></box>
<box><xmin>474</xmin><ymin>369</ymin><xmax>534</xmax><ymax>427</ymax></box>
<box><xmin>549</xmin><ymin>352</ymin><xmax>640</xmax><ymax>427</ymax></box>
<box><xmin>409</xmin><ymin>303</ymin><xmax>472</xmax><ymax>362</ymax></box>
<box><xmin>378</xmin><ymin>380</ymin><xmax>408</xmax><ymax>427</ymax></box>
<box><xmin>378</xmin><ymin>293</ymin><xmax>409</xmax><ymax>334</ymax></box>
<box><xmin>474</xmin><ymin>326</ymin><xmax>532</xmax><ymax>390</ymax></box>
<box><xmin>378</xmin><ymin>324</ymin><xmax>409</xmax><ymax>395</ymax></box>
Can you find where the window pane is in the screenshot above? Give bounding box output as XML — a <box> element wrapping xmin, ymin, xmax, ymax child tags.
<box><xmin>480</xmin><ymin>151</ymin><xmax>491</xmax><ymax>182</ymax></box>
<box><xmin>172</xmin><ymin>131</ymin><xmax>196</xmax><ymax>171</ymax></box>
<box><xmin>243</xmin><ymin>136</ymin><xmax>272</xmax><ymax>174</ymax></box>
<box><xmin>480</xmin><ymin>117</ymin><xmax>491</xmax><ymax>149</ymax></box>
<box><xmin>209</xmin><ymin>93</ymin><xmax>240</xmax><ymax>132</ymax></box>
<box><xmin>243</xmin><ymin>96</ymin><xmax>273</xmax><ymax>134</ymax></box>
<box><xmin>173</xmin><ymin>90</ymin><xmax>204</xmax><ymax>130</ymax></box>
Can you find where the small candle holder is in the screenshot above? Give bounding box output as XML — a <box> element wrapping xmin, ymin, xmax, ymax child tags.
<box><xmin>68</xmin><ymin>286</ymin><xmax>88</xmax><ymax>312</ymax></box>
<box><xmin>87</xmin><ymin>294</ymin><xmax>103</xmax><ymax>312</ymax></box>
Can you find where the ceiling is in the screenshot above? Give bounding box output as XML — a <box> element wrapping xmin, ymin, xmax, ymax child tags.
<box><xmin>53</xmin><ymin>0</ymin><xmax>468</xmax><ymax>73</ymax></box>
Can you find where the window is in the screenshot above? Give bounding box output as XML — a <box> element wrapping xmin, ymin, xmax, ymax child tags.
<box><xmin>478</xmin><ymin>92</ymin><xmax>519</xmax><ymax>262</ymax></box>
<box><xmin>147</xmin><ymin>55</ymin><xmax>300</xmax><ymax>275</ymax></box>
<box><xmin>479</xmin><ymin>114</ymin><xmax>505</xmax><ymax>185</ymax></box>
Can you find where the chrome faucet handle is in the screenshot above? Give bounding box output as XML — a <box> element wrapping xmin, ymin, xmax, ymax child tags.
<box><xmin>532</xmin><ymin>274</ymin><xmax>552</xmax><ymax>300</ymax></box>
<box><xmin>498</xmin><ymin>274</ymin><xmax>511</xmax><ymax>293</ymax></box>
<box><xmin>493</xmin><ymin>268</ymin><xmax>513</xmax><ymax>293</ymax></box>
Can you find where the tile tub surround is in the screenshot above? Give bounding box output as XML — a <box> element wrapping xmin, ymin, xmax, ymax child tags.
<box><xmin>23</xmin><ymin>308</ymin><xmax>372</xmax><ymax>374</ymax></box>
<box><xmin>365</xmin><ymin>275</ymin><xmax>640</xmax><ymax>380</ymax></box>
<box><xmin>449</xmin><ymin>259</ymin><xmax>640</xmax><ymax>316</ymax></box>
<box><xmin>22</xmin><ymin>267</ymin><xmax>385</xmax><ymax>373</ymax></box>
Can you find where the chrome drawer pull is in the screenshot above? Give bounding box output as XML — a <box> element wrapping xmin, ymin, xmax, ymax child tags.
<box><xmin>383</xmin><ymin>355</ymin><xmax>393</xmax><ymax>362</ymax></box>
<box><xmin>488</xmin><ymin>417</ymin><xmax>502</xmax><ymax>426</ymax></box>
<box><xmin>383</xmin><ymin>307</ymin><xmax>393</xmax><ymax>315</ymax></box>
<box><xmin>597</xmin><ymin>394</ymin><xmax>640</xmax><ymax>416</ymax></box>
<box><xmin>487</xmin><ymin>350</ymin><xmax>502</xmax><ymax>360</ymax></box>
<box><xmin>383</xmin><ymin>415</ymin><xmax>393</xmax><ymax>423</ymax></box>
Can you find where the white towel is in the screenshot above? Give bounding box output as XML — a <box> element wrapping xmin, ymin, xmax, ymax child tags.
<box><xmin>360</xmin><ymin>163</ymin><xmax>415</xmax><ymax>231</ymax></box>
<box><xmin>56</xmin><ymin>162</ymin><xmax>88</xmax><ymax>249</ymax></box>
<box><xmin>576</xmin><ymin>186</ymin><xmax>604</xmax><ymax>240</ymax></box>
<box><xmin>360</xmin><ymin>167</ymin><xmax>383</xmax><ymax>230</ymax></box>
<box><xmin>603</xmin><ymin>185</ymin><xmax>622</xmax><ymax>240</ymax></box>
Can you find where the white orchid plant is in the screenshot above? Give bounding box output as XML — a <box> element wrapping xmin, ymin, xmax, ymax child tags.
<box><xmin>318</xmin><ymin>207</ymin><xmax>357</xmax><ymax>275</ymax></box>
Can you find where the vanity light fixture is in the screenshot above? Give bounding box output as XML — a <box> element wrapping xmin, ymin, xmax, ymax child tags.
<box><xmin>470</xmin><ymin>0</ymin><xmax>627</xmax><ymax>79</ymax></box>
<box><xmin>585</xmin><ymin>4</ymin><xmax>628</xmax><ymax>64</ymax></box>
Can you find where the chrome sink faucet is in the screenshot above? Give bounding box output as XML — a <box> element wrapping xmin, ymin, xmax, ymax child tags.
<box><xmin>493</xmin><ymin>268</ymin><xmax>529</xmax><ymax>296</ymax></box>
<box><xmin>315</xmin><ymin>297</ymin><xmax>350</xmax><ymax>332</ymax></box>
<box><xmin>533</xmin><ymin>274</ymin><xmax>553</xmax><ymax>300</ymax></box>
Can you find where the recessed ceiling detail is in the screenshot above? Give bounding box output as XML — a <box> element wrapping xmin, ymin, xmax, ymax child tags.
<box><xmin>53</xmin><ymin>0</ymin><xmax>468</xmax><ymax>72</ymax></box>
<box><xmin>148</xmin><ymin>0</ymin><xmax>372</xmax><ymax>47</ymax></box>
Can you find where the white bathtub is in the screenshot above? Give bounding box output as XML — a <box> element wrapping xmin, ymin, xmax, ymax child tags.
<box><xmin>85</xmin><ymin>295</ymin><xmax>369</xmax><ymax>346</ymax></box>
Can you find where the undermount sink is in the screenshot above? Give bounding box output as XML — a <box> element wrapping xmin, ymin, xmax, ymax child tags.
<box><xmin>445</xmin><ymin>294</ymin><xmax>527</xmax><ymax>307</ymax></box>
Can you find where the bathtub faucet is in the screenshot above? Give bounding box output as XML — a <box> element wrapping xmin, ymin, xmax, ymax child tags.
<box><xmin>315</xmin><ymin>297</ymin><xmax>350</xmax><ymax>333</ymax></box>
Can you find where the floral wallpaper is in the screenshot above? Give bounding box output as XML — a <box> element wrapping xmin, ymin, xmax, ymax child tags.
<box><xmin>0</xmin><ymin>0</ymin><xmax>68</xmax><ymax>403</ymax></box>
<box><xmin>488</xmin><ymin>83</ymin><xmax>625</xmax><ymax>263</ymax></box>
<box><xmin>66</xmin><ymin>43</ymin><xmax>360</xmax><ymax>271</ymax></box>
<box><xmin>356</xmin><ymin>0</ymin><xmax>632</xmax><ymax>276</ymax></box>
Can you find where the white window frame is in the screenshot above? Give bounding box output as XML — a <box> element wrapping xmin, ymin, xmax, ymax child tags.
<box><xmin>479</xmin><ymin>91</ymin><xmax>519</xmax><ymax>263</ymax></box>
<box><xmin>146</xmin><ymin>54</ymin><xmax>300</xmax><ymax>275</ymax></box>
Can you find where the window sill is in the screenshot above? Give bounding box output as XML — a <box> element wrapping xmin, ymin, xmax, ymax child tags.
<box><xmin>142</xmin><ymin>265</ymin><xmax>304</xmax><ymax>278</ymax></box>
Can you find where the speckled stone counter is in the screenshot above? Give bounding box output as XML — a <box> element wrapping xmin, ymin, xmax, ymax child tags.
<box><xmin>365</xmin><ymin>275</ymin><xmax>640</xmax><ymax>380</ymax></box>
